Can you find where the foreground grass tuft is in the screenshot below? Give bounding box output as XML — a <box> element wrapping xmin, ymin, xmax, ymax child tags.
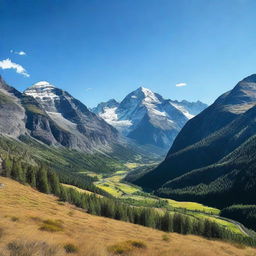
<box><xmin>39</xmin><ymin>219</ymin><xmax>64</xmax><ymax>232</ymax></box>
<box><xmin>108</xmin><ymin>240</ymin><xmax>147</xmax><ymax>255</ymax></box>
<box><xmin>10</xmin><ymin>216</ymin><xmax>19</xmax><ymax>222</ymax></box>
<box><xmin>6</xmin><ymin>240</ymin><xmax>62</xmax><ymax>256</ymax></box>
<box><xmin>162</xmin><ymin>234</ymin><xmax>170</xmax><ymax>242</ymax></box>
<box><xmin>64</xmin><ymin>243</ymin><xmax>79</xmax><ymax>254</ymax></box>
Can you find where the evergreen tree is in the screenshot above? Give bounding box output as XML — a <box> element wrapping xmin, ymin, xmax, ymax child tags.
<box><xmin>37</xmin><ymin>167</ymin><xmax>50</xmax><ymax>194</ymax></box>
<box><xmin>2</xmin><ymin>157</ymin><xmax>12</xmax><ymax>177</ymax></box>
<box><xmin>48</xmin><ymin>171</ymin><xmax>61</xmax><ymax>195</ymax></box>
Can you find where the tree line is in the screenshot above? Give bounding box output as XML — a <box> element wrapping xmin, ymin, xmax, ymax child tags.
<box><xmin>221</xmin><ymin>205</ymin><xmax>256</xmax><ymax>232</ymax></box>
<box><xmin>1</xmin><ymin>156</ymin><xmax>256</xmax><ymax>247</ymax></box>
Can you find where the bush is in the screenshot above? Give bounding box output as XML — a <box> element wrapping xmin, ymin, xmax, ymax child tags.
<box><xmin>64</xmin><ymin>243</ymin><xmax>78</xmax><ymax>253</ymax></box>
<box><xmin>39</xmin><ymin>219</ymin><xmax>64</xmax><ymax>232</ymax></box>
<box><xmin>162</xmin><ymin>234</ymin><xmax>170</xmax><ymax>242</ymax></box>
<box><xmin>128</xmin><ymin>240</ymin><xmax>146</xmax><ymax>249</ymax></box>
<box><xmin>10</xmin><ymin>216</ymin><xmax>19</xmax><ymax>222</ymax></box>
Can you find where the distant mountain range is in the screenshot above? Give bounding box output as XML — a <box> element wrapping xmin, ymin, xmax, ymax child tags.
<box><xmin>92</xmin><ymin>87</ymin><xmax>207</xmax><ymax>149</ymax></box>
<box><xmin>134</xmin><ymin>74</ymin><xmax>256</xmax><ymax>208</ymax></box>
<box><xmin>0</xmin><ymin>77</ymin><xmax>162</xmax><ymax>172</ymax></box>
<box><xmin>0</xmin><ymin>77</ymin><xmax>119</xmax><ymax>152</ymax></box>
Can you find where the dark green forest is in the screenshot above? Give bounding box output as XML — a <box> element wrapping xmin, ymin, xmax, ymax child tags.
<box><xmin>221</xmin><ymin>205</ymin><xmax>256</xmax><ymax>231</ymax></box>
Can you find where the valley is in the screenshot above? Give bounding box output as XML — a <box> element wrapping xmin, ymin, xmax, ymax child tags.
<box><xmin>2</xmin><ymin>2</ymin><xmax>256</xmax><ymax>255</ymax></box>
<box><xmin>73</xmin><ymin>163</ymin><xmax>249</xmax><ymax>237</ymax></box>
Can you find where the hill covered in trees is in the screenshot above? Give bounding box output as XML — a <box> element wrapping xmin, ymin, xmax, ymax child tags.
<box><xmin>134</xmin><ymin>74</ymin><xmax>256</xmax><ymax>210</ymax></box>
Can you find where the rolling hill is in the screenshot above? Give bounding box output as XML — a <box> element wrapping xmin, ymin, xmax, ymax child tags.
<box><xmin>1</xmin><ymin>177</ymin><xmax>256</xmax><ymax>256</ymax></box>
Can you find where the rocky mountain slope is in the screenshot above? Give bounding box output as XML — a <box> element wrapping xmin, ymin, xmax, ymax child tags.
<box><xmin>92</xmin><ymin>87</ymin><xmax>207</xmax><ymax>149</ymax></box>
<box><xmin>0</xmin><ymin>76</ymin><xmax>120</xmax><ymax>153</ymax></box>
<box><xmin>134</xmin><ymin>74</ymin><xmax>256</xmax><ymax>208</ymax></box>
<box><xmin>0</xmin><ymin>76</ymin><xmax>162</xmax><ymax>167</ymax></box>
<box><xmin>23</xmin><ymin>81</ymin><xmax>119</xmax><ymax>152</ymax></box>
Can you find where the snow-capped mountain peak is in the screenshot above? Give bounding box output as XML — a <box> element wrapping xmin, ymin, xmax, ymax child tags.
<box><xmin>92</xmin><ymin>87</ymin><xmax>207</xmax><ymax>149</ymax></box>
<box><xmin>31</xmin><ymin>81</ymin><xmax>55</xmax><ymax>88</ymax></box>
<box><xmin>25</xmin><ymin>81</ymin><xmax>59</xmax><ymax>102</ymax></box>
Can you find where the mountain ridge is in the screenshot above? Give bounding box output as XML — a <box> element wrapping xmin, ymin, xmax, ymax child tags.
<box><xmin>133</xmin><ymin>74</ymin><xmax>256</xmax><ymax>208</ymax></box>
<box><xmin>92</xmin><ymin>87</ymin><xmax>207</xmax><ymax>149</ymax></box>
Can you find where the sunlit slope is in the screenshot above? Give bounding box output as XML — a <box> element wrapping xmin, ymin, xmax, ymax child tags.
<box><xmin>0</xmin><ymin>177</ymin><xmax>255</xmax><ymax>256</ymax></box>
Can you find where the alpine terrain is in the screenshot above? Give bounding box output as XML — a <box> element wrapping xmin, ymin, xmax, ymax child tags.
<box><xmin>92</xmin><ymin>87</ymin><xmax>207</xmax><ymax>150</ymax></box>
<box><xmin>134</xmin><ymin>74</ymin><xmax>256</xmax><ymax>209</ymax></box>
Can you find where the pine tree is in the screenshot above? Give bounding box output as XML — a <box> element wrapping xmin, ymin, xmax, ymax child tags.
<box><xmin>2</xmin><ymin>157</ymin><xmax>12</xmax><ymax>177</ymax></box>
<box><xmin>11</xmin><ymin>161</ymin><xmax>23</xmax><ymax>182</ymax></box>
<box><xmin>48</xmin><ymin>171</ymin><xmax>61</xmax><ymax>195</ymax></box>
<box><xmin>37</xmin><ymin>167</ymin><xmax>50</xmax><ymax>194</ymax></box>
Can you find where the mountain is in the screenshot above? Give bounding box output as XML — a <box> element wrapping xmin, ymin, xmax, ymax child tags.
<box><xmin>0</xmin><ymin>76</ymin><xmax>163</xmax><ymax>183</ymax></box>
<box><xmin>92</xmin><ymin>87</ymin><xmax>207</xmax><ymax>149</ymax></box>
<box><xmin>134</xmin><ymin>74</ymin><xmax>256</xmax><ymax>208</ymax></box>
<box><xmin>24</xmin><ymin>81</ymin><xmax>119</xmax><ymax>152</ymax></box>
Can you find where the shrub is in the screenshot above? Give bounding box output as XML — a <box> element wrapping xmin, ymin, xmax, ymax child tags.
<box><xmin>64</xmin><ymin>243</ymin><xmax>78</xmax><ymax>253</ymax></box>
<box><xmin>10</xmin><ymin>216</ymin><xmax>19</xmax><ymax>222</ymax></box>
<box><xmin>39</xmin><ymin>219</ymin><xmax>64</xmax><ymax>232</ymax></box>
<box><xmin>162</xmin><ymin>234</ymin><xmax>170</xmax><ymax>242</ymax></box>
<box><xmin>128</xmin><ymin>240</ymin><xmax>146</xmax><ymax>249</ymax></box>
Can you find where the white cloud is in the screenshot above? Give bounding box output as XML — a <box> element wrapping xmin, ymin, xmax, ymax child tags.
<box><xmin>10</xmin><ymin>50</ymin><xmax>27</xmax><ymax>56</ymax></box>
<box><xmin>0</xmin><ymin>58</ymin><xmax>30</xmax><ymax>77</ymax></box>
<box><xmin>175</xmin><ymin>82</ymin><xmax>187</xmax><ymax>87</ymax></box>
<box><xmin>85</xmin><ymin>87</ymin><xmax>92</xmax><ymax>91</ymax></box>
<box><xmin>17</xmin><ymin>51</ymin><xmax>26</xmax><ymax>56</ymax></box>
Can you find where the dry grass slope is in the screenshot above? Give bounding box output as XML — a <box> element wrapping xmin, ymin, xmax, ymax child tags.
<box><xmin>0</xmin><ymin>177</ymin><xmax>255</xmax><ymax>256</ymax></box>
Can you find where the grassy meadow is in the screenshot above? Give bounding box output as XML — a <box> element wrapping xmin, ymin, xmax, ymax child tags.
<box><xmin>0</xmin><ymin>177</ymin><xmax>256</xmax><ymax>256</ymax></box>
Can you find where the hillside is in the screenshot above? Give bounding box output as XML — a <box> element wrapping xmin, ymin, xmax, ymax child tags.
<box><xmin>1</xmin><ymin>177</ymin><xmax>256</xmax><ymax>256</ymax></box>
<box><xmin>134</xmin><ymin>74</ymin><xmax>256</xmax><ymax>209</ymax></box>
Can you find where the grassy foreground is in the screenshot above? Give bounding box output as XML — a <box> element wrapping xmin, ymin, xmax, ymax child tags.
<box><xmin>0</xmin><ymin>177</ymin><xmax>256</xmax><ymax>256</ymax></box>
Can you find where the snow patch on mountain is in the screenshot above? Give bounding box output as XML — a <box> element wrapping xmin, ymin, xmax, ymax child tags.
<box><xmin>25</xmin><ymin>81</ymin><xmax>59</xmax><ymax>101</ymax></box>
<box><xmin>92</xmin><ymin>87</ymin><xmax>207</xmax><ymax>149</ymax></box>
<box><xmin>170</xmin><ymin>102</ymin><xmax>194</xmax><ymax>119</ymax></box>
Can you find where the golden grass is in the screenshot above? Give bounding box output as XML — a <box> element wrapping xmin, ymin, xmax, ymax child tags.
<box><xmin>0</xmin><ymin>177</ymin><xmax>256</xmax><ymax>256</ymax></box>
<box><xmin>107</xmin><ymin>240</ymin><xmax>147</xmax><ymax>255</ymax></box>
<box><xmin>39</xmin><ymin>219</ymin><xmax>64</xmax><ymax>232</ymax></box>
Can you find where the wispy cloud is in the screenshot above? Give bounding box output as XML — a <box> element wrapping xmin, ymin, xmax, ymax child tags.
<box><xmin>10</xmin><ymin>50</ymin><xmax>27</xmax><ymax>56</ymax></box>
<box><xmin>0</xmin><ymin>58</ymin><xmax>30</xmax><ymax>77</ymax></box>
<box><xmin>85</xmin><ymin>87</ymin><xmax>92</xmax><ymax>91</ymax></box>
<box><xmin>175</xmin><ymin>82</ymin><xmax>187</xmax><ymax>87</ymax></box>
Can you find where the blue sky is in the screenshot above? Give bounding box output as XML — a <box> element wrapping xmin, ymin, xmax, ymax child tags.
<box><xmin>1</xmin><ymin>0</ymin><xmax>256</xmax><ymax>107</ymax></box>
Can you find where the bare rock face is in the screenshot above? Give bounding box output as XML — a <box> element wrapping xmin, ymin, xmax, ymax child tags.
<box><xmin>0</xmin><ymin>77</ymin><xmax>26</xmax><ymax>138</ymax></box>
